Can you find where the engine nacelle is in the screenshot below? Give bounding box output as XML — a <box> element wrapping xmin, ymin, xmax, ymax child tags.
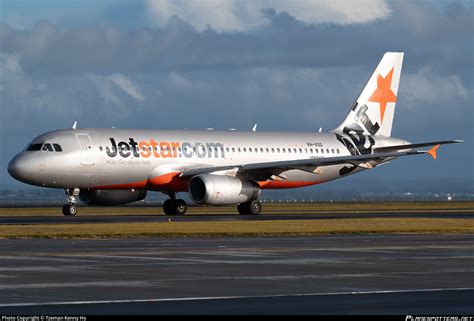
<box><xmin>79</xmin><ymin>189</ymin><xmax>147</xmax><ymax>206</ymax></box>
<box><xmin>189</xmin><ymin>174</ymin><xmax>260</xmax><ymax>205</ymax></box>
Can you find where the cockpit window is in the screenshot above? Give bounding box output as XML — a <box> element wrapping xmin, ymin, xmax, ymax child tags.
<box><xmin>53</xmin><ymin>144</ymin><xmax>62</xmax><ymax>152</ymax></box>
<box><xmin>26</xmin><ymin>143</ymin><xmax>43</xmax><ymax>151</ymax></box>
<box><xmin>42</xmin><ymin>143</ymin><xmax>54</xmax><ymax>151</ymax></box>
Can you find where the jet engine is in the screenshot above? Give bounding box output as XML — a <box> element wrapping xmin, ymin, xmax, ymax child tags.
<box><xmin>79</xmin><ymin>189</ymin><xmax>147</xmax><ymax>206</ymax></box>
<box><xmin>189</xmin><ymin>174</ymin><xmax>260</xmax><ymax>205</ymax></box>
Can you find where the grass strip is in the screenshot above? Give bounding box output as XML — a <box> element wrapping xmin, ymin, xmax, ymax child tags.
<box><xmin>0</xmin><ymin>218</ymin><xmax>473</xmax><ymax>239</ymax></box>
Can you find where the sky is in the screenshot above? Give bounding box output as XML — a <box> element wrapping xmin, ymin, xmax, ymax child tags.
<box><xmin>0</xmin><ymin>0</ymin><xmax>472</xmax><ymax>189</ymax></box>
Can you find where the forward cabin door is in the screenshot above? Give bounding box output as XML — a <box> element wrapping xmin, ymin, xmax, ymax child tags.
<box><xmin>76</xmin><ymin>134</ymin><xmax>95</xmax><ymax>166</ymax></box>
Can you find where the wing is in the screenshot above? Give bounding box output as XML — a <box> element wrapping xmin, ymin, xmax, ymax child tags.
<box><xmin>179</xmin><ymin>140</ymin><xmax>462</xmax><ymax>179</ymax></box>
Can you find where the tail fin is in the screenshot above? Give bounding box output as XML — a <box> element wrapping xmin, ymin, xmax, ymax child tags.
<box><xmin>334</xmin><ymin>52</ymin><xmax>404</xmax><ymax>137</ymax></box>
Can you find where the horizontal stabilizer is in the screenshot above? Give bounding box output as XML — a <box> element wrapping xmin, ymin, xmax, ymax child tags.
<box><xmin>374</xmin><ymin>140</ymin><xmax>462</xmax><ymax>153</ymax></box>
<box><xmin>427</xmin><ymin>144</ymin><xmax>440</xmax><ymax>160</ymax></box>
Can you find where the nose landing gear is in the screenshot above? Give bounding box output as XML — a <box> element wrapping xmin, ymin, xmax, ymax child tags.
<box><xmin>62</xmin><ymin>188</ymin><xmax>80</xmax><ymax>216</ymax></box>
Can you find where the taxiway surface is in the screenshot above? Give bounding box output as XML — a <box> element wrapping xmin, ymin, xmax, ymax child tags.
<box><xmin>0</xmin><ymin>234</ymin><xmax>472</xmax><ymax>314</ymax></box>
<box><xmin>0</xmin><ymin>211</ymin><xmax>472</xmax><ymax>224</ymax></box>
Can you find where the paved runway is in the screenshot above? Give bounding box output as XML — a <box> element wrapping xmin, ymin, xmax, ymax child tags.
<box><xmin>1</xmin><ymin>211</ymin><xmax>472</xmax><ymax>224</ymax></box>
<box><xmin>0</xmin><ymin>234</ymin><xmax>473</xmax><ymax>314</ymax></box>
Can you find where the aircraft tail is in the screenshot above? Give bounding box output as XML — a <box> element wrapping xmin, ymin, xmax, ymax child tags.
<box><xmin>334</xmin><ymin>52</ymin><xmax>404</xmax><ymax>137</ymax></box>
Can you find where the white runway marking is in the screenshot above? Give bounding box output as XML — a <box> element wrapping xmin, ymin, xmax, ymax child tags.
<box><xmin>1</xmin><ymin>287</ymin><xmax>473</xmax><ymax>308</ymax></box>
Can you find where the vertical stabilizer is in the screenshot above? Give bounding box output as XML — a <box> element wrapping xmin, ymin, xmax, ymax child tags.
<box><xmin>334</xmin><ymin>52</ymin><xmax>404</xmax><ymax>137</ymax></box>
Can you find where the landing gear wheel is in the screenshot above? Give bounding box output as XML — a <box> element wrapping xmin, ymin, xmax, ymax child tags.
<box><xmin>237</xmin><ymin>200</ymin><xmax>262</xmax><ymax>215</ymax></box>
<box><xmin>62</xmin><ymin>204</ymin><xmax>77</xmax><ymax>216</ymax></box>
<box><xmin>174</xmin><ymin>199</ymin><xmax>187</xmax><ymax>215</ymax></box>
<box><xmin>163</xmin><ymin>199</ymin><xmax>174</xmax><ymax>215</ymax></box>
<box><xmin>163</xmin><ymin>199</ymin><xmax>188</xmax><ymax>215</ymax></box>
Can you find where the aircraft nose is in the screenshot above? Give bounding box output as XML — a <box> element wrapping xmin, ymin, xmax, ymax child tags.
<box><xmin>8</xmin><ymin>154</ymin><xmax>33</xmax><ymax>182</ymax></box>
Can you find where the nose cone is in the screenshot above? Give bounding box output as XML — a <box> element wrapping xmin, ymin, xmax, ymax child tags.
<box><xmin>8</xmin><ymin>154</ymin><xmax>33</xmax><ymax>183</ymax></box>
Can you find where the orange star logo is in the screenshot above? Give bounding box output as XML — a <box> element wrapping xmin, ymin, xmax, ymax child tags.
<box><xmin>368</xmin><ymin>67</ymin><xmax>397</xmax><ymax>123</ymax></box>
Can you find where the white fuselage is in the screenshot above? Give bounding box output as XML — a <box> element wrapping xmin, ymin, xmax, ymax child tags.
<box><xmin>7</xmin><ymin>128</ymin><xmax>407</xmax><ymax>192</ymax></box>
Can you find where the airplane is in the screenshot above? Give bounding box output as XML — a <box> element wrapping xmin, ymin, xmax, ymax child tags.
<box><xmin>7</xmin><ymin>52</ymin><xmax>462</xmax><ymax>216</ymax></box>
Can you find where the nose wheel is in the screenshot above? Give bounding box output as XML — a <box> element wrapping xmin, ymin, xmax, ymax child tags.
<box><xmin>62</xmin><ymin>204</ymin><xmax>78</xmax><ymax>216</ymax></box>
<box><xmin>63</xmin><ymin>188</ymin><xmax>80</xmax><ymax>216</ymax></box>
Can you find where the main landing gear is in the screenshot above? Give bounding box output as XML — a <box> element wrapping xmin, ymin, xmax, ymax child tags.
<box><xmin>237</xmin><ymin>200</ymin><xmax>262</xmax><ymax>215</ymax></box>
<box><xmin>62</xmin><ymin>188</ymin><xmax>80</xmax><ymax>216</ymax></box>
<box><xmin>162</xmin><ymin>192</ymin><xmax>187</xmax><ymax>215</ymax></box>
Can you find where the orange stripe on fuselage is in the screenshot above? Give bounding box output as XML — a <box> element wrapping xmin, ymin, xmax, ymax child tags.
<box><xmin>96</xmin><ymin>176</ymin><xmax>321</xmax><ymax>191</ymax></box>
<box><xmin>148</xmin><ymin>172</ymin><xmax>189</xmax><ymax>191</ymax></box>
<box><xmin>258</xmin><ymin>180</ymin><xmax>321</xmax><ymax>189</ymax></box>
<box><xmin>95</xmin><ymin>179</ymin><xmax>148</xmax><ymax>190</ymax></box>
<box><xmin>95</xmin><ymin>172</ymin><xmax>188</xmax><ymax>192</ymax></box>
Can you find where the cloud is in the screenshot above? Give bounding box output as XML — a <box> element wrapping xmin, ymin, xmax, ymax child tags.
<box><xmin>109</xmin><ymin>73</ymin><xmax>145</xmax><ymax>101</ymax></box>
<box><xmin>145</xmin><ymin>0</ymin><xmax>391</xmax><ymax>32</ymax></box>
<box><xmin>0</xmin><ymin>53</ymin><xmax>22</xmax><ymax>72</ymax></box>
<box><xmin>403</xmin><ymin>68</ymin><xmax>468</xmax><ymax>105</ymax></box>
<box><xmin>0</xmin><ymin>1</ymin><xmax>472</xmax><ymax>184</ymax></box>
<box><xmin>0</xmin><ymin>2</ymin><xmax>471</xmax><ymax>83</ymax></box>
<box><xmin>88</xmin><ymin>73</ymin><xmax>146</xmax><ymax>119</ymax></box>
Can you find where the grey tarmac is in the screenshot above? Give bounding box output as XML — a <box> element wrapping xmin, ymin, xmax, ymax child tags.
<box><xmin>0</xmin><ymin>234</ymin><xmax>473</xmax><ymax>314</ymax></box>
<box><xmin>0</xmin><ymin>211</ymin><xmax>472</xmax><ymax>224</ymax></box>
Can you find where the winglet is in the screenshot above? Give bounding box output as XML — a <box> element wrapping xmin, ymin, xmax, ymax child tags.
<box><xmin>427</xmin><ymin>144</ymin><xmax>440</xmax><ymax>160</ymax></box>
<box><xmin>72</xmin><ymin>121</ymin><xmax>77</xmax><ymax>130</ymax></box>
<box><xmin>252</xmin><ymin>124</ymin><xmax>257</xmax><ymax>132</ymax></box>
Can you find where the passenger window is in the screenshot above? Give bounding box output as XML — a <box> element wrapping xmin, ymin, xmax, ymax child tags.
<box><xmin>232</xmin><ymin>148</ymin><xmax>235</xmax><ymax>152</ymax></box>
<box><xmin>243</xmin><ymin>148</ymin><xmax>247</xmax><ymax>152</ymax></box>
<box><xmin>277</xmin><ymin>148</ymin><xmax>280</xmax><ymax>153</ymax></box>
<box><xmin>337</xmin><ymin>149</ymin><xmax>340</xmax><ymax>154</ymax></box>
<box><xmin>27</xmin><ymin>143</ymin><xmax>43</xmax><ymax>151</ymax></box>
<box><xmin>326</xmin><ymin>148</ymin><xmax>329</xmax><ymax>153</ymax></box>
<box><xmin>331</xmin><ymin>149</ymin><xmax>334</xmax><ymax>153</ymax></box>
<box><xmin>321</xmin><ymin>149</ymin><xmax>324</xmax><ymax>154</ymax></box>
<box><xmin>42</xmin><ymin>143</ymin><xmax>53</xmax><ymax>152</ymax></box>
<box><xmin>260</xmin><ymin>148</ymin><xmax>263</xmax><ymax>152</ymax></box>
<box><xmin>271</xmin><ymin>148</ymin><xmax>275</xmax><ymax>153</ymax></box>
<box><xmin>53</xmin><ymin>144</ymin><xmax>62</xmax><ymax>152</ymax></box>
